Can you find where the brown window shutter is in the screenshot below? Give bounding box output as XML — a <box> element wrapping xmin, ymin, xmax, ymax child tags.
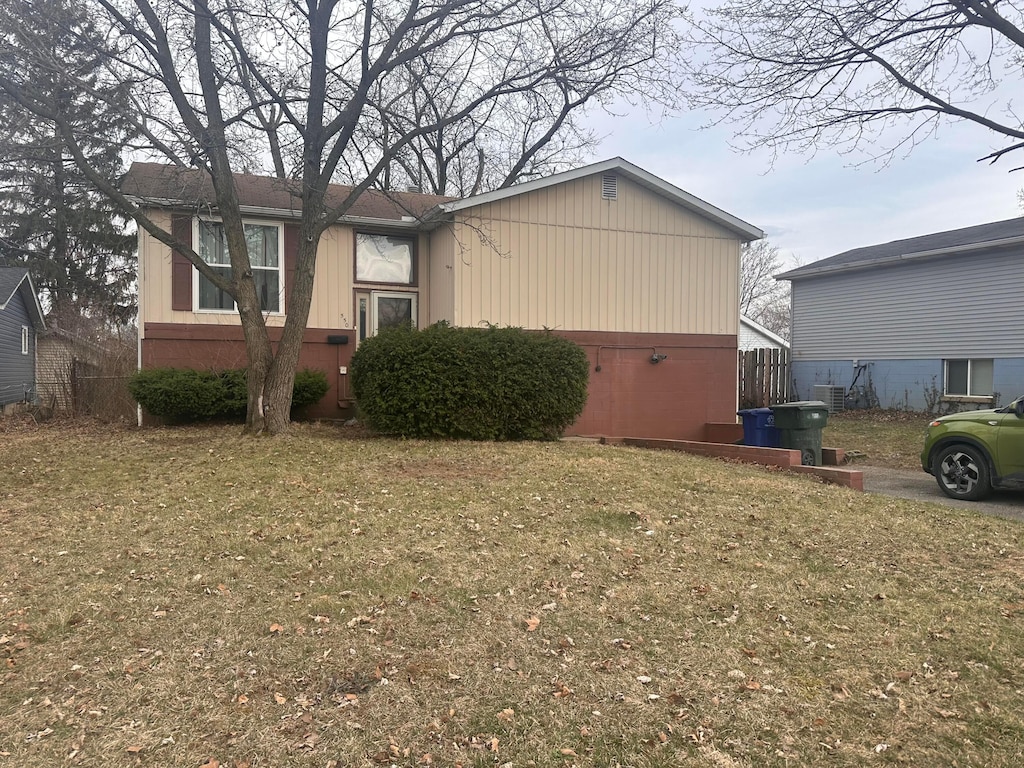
<box><xmin>284</xmin><ymin>223</ymin><xmax>299</xmax><ymax>314</ymax></box>
<box><xmin>170</xmin><ymin>214</ymin><xmax>193</xmax><ymax>311</ymax></box>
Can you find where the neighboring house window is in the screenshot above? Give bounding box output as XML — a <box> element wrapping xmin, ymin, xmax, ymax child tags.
<box><xmin>355</xmin><ymin>233</ymin><xmax>414</xmax><ymax>284</ymax></box>
<box><xmin>21</xmin><ymin>326</ymin><xmax>29</xmax><ymax>355</ymax></box>
<box><xmin>945</xmin><ymin>359</ymin><xmax>993</xmax><ymax>397</ymax></box>
<box><xmin>197</xmin><ymin>220</ymin><xmax>283</xmax><ymax>312</ymax></box>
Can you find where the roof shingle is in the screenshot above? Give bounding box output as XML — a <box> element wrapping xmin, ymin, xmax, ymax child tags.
<box><xmin>779</xmin><ymin>216</ymin><xmax>1024</xmax><ymax>280</ymax></box>
<box><xmin>121</xmin><ymin>162</ymin><xmax>455</xmax><ymax>221</ymax></box>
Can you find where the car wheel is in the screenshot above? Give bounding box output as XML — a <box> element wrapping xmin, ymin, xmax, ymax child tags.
<box><xmin>932</xmin><ymin>444</ymin><xmax>992</xmax><ymax>501</ymax></box>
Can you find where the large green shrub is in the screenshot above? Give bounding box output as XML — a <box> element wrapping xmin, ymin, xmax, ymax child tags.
<box><xmin>350</xmin><ymin>323</ymin><xmax>589</xmax><ymax>440</ymax></box>
<box><xmin>129</xmin><ymin>367</ymin><xmax>329</xmax><ymax>422</ymax></box>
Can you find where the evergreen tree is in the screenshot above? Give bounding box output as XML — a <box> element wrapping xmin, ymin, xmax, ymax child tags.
<box><xmin>0</xmin><ymin>0</ymin><xmax>137</xmax><ymax>325</ymax></box>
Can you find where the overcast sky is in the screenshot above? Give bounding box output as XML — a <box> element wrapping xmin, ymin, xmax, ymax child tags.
<box><xmin>586</xmin><ymin>109</ymin><xmax>1023</xmax><ymax>271</ymax></box>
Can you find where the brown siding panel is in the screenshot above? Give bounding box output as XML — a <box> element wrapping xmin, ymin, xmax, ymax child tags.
<box><xmin>558</xmin><ymin>330</ymin><xmax>738</xmax><ymax>441</ymax></box>
<box><xmin>170</xmin><ymin>214</ymin><xmax>193</xmax><ymax>311</ymax></box>
<box><xmin>142</xmin><ymin>322</ymin><xmax>356</xmax><ymax>420</ymax></box>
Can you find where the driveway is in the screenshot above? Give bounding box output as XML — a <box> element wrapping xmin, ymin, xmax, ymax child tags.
<box><xmin>857</xmin><ymin>464</ymin><xmax>1024</xmax><ymax>522</ymax></box>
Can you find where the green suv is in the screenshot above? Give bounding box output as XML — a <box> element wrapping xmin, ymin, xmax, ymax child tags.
<box><xmin>921</xmin><ymin>395</ymin><xmax>1024</xmax><ymax>500</ymax></box>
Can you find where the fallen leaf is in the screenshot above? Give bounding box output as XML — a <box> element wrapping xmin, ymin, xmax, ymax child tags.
<box><xmin>497</xmin><ymin>708</ymin><xmax>515</xmax><ymax>722</ymax></box>
<box><xmin>269</xmin><ymin>623</ymin><xmax>285</xmax><ymax>634</ymax></box>
<box><xmin>236</xmin><ymin>694</ymin><xmax>248</xmax><ymax>704</ymax></box>
<box><xmin>525</xmin><ymin>616</ymin><xmax>540</xmax><ymax>632</ymax></box>
<box><xmin>274</xmin><ymin>692</ymin><xmax>287</xmax><ymax>704</ymax></box>
<box><xmin>559</xmin><ymin>748</ymin><xmax>577</xmax><ymax>756</ymax></box>
<box><xmin>126</xmin><ymin>745</ymin><xmax>143</xmax><ymax>753</ymax></box>
<box><xmin>200</xmin><ymin>760</ymin><xmax>220</xmax><ymax>768</ymax></box>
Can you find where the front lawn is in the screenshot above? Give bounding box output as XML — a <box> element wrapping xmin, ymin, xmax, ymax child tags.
<box><xmin>2</xmin><ymin>421</ymin><xmax>1023</xmax><ymax>766</ymax></box>
<box><xmin>824</xmin><ymin>410</ymin><xmax>930</xmax><ymax>470</ymax></box>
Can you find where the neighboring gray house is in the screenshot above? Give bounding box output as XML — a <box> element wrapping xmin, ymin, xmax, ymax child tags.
<box><xmin>739</xmin><ymin>314</ymin><xmax>789</xmax><ymax>351</ymax></box>
<box><xmin>777</xmin><ymin>217</ymin><xmax>1024</xmax><ymax>412</ymax></box>
<box><xmin>0</xmin><ymin>268</ymin><xmax>46</xmax><ymax>409</ymax></box>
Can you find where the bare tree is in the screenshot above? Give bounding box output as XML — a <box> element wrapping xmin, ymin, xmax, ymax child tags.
<box><xmin>686</xmin><ymin>0</ymin><xmax>1024</xmax><ymax>168</ymax></box>
<box><xmin>0</xmin><ymin>0</ymin><xmax>684</xmax><ymax>434</ymax></box>
<box><xmin>740</xmin><ymin>239</ymin><xmax>790</xmax><ymax>339</ymax></box>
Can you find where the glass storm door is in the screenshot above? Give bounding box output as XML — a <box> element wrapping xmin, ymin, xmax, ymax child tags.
<box><xmin>358</xmin><ymin>291</ymin><xmax>417</xmax><ymax>341</ymax></box>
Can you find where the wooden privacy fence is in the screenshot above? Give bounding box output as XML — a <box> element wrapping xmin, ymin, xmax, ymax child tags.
<box><xmin>738</xmin><ymin>348</ymin><xmax>790</xmax><ymax>409</ymax></box>
<box><xmin>71</xmin><ymin>360</ymin><xmax>137</xmax><ymax>422</ymax></box>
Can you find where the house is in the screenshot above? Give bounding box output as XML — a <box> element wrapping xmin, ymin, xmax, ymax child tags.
<box><xmin>0</xmin><ymin>268</ymin><xmax>46</xmax><ymax>410</ymax></box>
<box><xmin>123</xmin><ymin>158</ymin><xmax>762</xmax><ymax>439</ymax></box>
<box><xmin>739</xmin><ymin>315</ymin><xmax>789</xmax><ymax>351</ymax></box>
<box><xmin>777</xmin><ymin>217</ymin><xmax>1024</xmax><ymax>412</ymax></box>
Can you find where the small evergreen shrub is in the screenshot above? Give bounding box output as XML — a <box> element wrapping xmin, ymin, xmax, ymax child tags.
<box><xmin>292</xmin><ymin>368</ymin><xmax>330</xmax><ymax>410</ymax></box>
<box><xmin>129</xmin><ymin>367</ymin><xmax>330</xmax><ymax>422</ymax></box>
<box><xmin>350</xmin><ymin>323</ymin><xmax>589</xmax><ymax>440</ymax></box>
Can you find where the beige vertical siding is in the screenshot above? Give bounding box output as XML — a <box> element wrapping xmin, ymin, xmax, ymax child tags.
<box><xmin>444</xmin><ymin>174</ymin><xmax>741</xmax><ymax>335</ymax></box>
<box><xmin>307</xmin><ymin>225</ymin><xmax>353</xmax><ymax>330</ymax></box>
<box><xmin>36</xmin><ymin>337</ymin><xmax>74</xmax><ymax>410</ymax></box>
<box><xmin>427</xmin><ymin>225</ymin><xmax>456</xmax><ymax>324</ymax></box>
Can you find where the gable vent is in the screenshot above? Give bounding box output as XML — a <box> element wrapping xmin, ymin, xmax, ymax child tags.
<box><xmin>601</xmin><ymin>173</ymin><xmax>617</xmax><ymax>200</ymax></box>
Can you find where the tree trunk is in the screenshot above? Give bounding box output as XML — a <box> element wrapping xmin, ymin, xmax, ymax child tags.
<box><xmin>234</xmin><ymin>219</ymin><xmax>320</xmax><ymax>435</ymax></box>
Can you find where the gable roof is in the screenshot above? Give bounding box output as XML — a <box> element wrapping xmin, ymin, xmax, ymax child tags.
<box><xmin>778</xmin><ymin>216</ymin><xmax>1024</xmax><ymax>281</ymax></box>
<box><xmin>740</xmin><ymin>314</ymin><xmax>789</xmax><ymax>348</ymax></box>
<box><xmin>0</xmin><ymin>268</ymin><xmax>46</xmax><ymax>329</ymax></box>
<box><xmin>434</xmin><ymin>157</ymin><xmax>763</xmax><ymax>241</ymax></box>
<box><xmin>122</xmin><ymin>159</ymin><xmax>762</xmax><ymax>241</ymax></box>
<box><xmin>121</xmin><ymin>162</ymin><xmax>455</xmax><ymax>225</ymax></box>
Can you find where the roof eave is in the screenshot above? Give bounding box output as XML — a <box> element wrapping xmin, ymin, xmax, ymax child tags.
<box><xmin>740</xmin><ymin>314</ymin><xmax>790</xmax><ymax>348</ymax></box>
<box><xmin>778</xmin><ymin>232</ymin><xmax>1024</xmax><ymax>281</ymax></box>
<box><xmin>1</xmin><ymin>273</ymin><xmax>46</xmax><ymax>330</ymax></box>
<box><xmin>128</xmin><ymin>196</ymin><xmax>422</xmax><ymax>229</ymax></box>
<box><xmin>436</xmin><ymin>158</ymin><xmax>763</xmax><ymax>241</ymax></box>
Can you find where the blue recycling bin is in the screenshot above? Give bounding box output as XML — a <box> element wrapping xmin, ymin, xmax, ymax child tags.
<box><xmin>737</xmin><ymin>407</ymin><xmax>781</xmax><ymax>448</ymax></box>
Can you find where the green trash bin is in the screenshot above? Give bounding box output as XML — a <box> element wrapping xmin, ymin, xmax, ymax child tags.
<box><xmin>770</xmin><ymin>401</ymin><xmax>829</xmax><ymax>466</ymax></box>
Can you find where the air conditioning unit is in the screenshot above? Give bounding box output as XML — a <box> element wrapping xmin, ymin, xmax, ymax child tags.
<box><xmin>813</xmin><ymin>385</ymin><xmax>845</xmax><ymax>414</ymax></box>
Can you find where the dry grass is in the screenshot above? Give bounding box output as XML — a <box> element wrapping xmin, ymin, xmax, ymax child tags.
<box><xmin>824</xmin><ymin>410</ymin><xmax>931</xmax><ymax>470</ymax></box>
<box><xmin>2</xmin><ymin>420</ymin><xmax>1024</xmax><ymax>767</ymax></box>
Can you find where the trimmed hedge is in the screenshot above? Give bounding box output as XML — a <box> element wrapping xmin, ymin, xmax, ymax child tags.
<box><xmin>129</xmin><ymin>367</ymin><xmax>329</xmax><ymax>422</ymax></box>
<box><xmin>350</xmin><ymin>323</ymin><xmax>589</xmax><ymax>440</ymax></box>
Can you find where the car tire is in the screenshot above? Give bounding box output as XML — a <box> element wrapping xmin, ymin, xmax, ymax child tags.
<box><xmin>932</xmin><ymin>444</ymin><xmax>992</xmax><ymax>501</ymax></box>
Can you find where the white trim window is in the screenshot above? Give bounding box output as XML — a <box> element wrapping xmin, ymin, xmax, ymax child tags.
<box><xmin>196</xmin><ymin>220</ymin><xmax>284</xmax><ymax>313</ymax></box>
<box><xmin>21</xmin><ymin>325</ymin><xmax>29</xmax><ymax>355</ymax></box>
<box><xmin>944</xmin><ymin>358</ymin><xmax>993</xmax><ymax>397</ymax></box>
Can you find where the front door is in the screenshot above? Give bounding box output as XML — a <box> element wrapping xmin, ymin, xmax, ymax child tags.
<box><xmin>357</xmin><ymin>291</ymin><xmax>417</xmax><ymax>342</ymax></box>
